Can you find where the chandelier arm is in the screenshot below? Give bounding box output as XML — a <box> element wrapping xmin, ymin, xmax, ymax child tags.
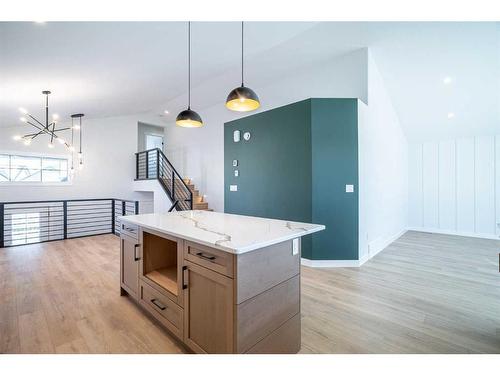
<box><xmin>53</xmin><ymin>127</ymin><xmax>70</xmax><ymax>132</ymax></box>
<box><xmin>27</xmin><ymin>115</ymin><xmax>45</xmax><ymax>128</ymax></box>
<box><xmin>23</xmin><ymin>130</ymin><xmax>44</xmax><ymax>137</ymax></box>
<box><xmin>50</xmin><ymin>123</ymin><xmax>55</xmax><ymax>143</ymax></box>
<box><xmin>30</xmin><ymin>131</ymin><xmax>44</xmax><ymax>140</ymax></box>
<box><xmin>27</xmin><ymin>120</ymin><xmax>50</xmax><ymax>134</ymax></box>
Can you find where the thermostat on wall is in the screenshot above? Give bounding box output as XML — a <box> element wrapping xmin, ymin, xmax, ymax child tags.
<box><xmin>232</xmin><ymin>159</ymin><xmax>238</xmax><ymax>167</ymax></box>
<box><xmin>243</xmin><ymin>131</ymin><xmax>251</xmax><ymax>141</ymax></box>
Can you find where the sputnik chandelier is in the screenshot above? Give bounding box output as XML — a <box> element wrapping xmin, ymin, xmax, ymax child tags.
<box><xmin>13</xmin><ymin>90</ymin><xmax>82</xmax><ymax>150</ymax></box>
<box><xmin>13</xmin><ymin>90</ymin><xmax>85</xmax><ymax>171</ymax></box>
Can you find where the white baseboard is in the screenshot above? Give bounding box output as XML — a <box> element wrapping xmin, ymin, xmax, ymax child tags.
<box><xmin>368</xmin><ymin>229</ymin><xmax>407</xmax><ymax>259</ymax></box>
<box><xmin>406</xmin><ymin>227</ymin><xmax>500</xmax><ymax>240</ymax></box>
<box><xmin>301</xmin><ymin>229</ymin><xmax>405</xmax><ymax>268</ymax></box>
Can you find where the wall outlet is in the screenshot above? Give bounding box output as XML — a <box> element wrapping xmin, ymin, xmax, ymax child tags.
<box><xmin>234</xmin><ymin>170</ymin><xmax>239</xmax><ymax>177</ymax></box>
<box><xmin>230</xmin><ymin>185</ymin><xmax>238</xmax><ymax>192</ymax></box>
<box><xmin>346</xmin><ymin>184</ymin><xmax>354</xmax><ymax>193</ymax></box>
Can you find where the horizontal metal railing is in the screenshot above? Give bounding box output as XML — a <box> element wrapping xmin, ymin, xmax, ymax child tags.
<box><xmin>135</xmin><ymin>148</ymin><xmax>193</xmax><ymax>211</ymax></box>
<box><xmin>0</xmin><ymin>198</ymin><xmax>139</xmax><ymax>248</ymax></box>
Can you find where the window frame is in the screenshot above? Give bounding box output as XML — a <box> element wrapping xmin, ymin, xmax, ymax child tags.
<box><xmin>0</xmin><ymin>150</ymin><xmax>72</xmax><ymax>186</ymax></box>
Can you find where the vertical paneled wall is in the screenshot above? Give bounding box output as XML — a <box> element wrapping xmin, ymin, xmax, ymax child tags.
<box><xmin>408</xmin><ymin>135</ymin><xmax>500</xmax><ymax>238</ymax></box>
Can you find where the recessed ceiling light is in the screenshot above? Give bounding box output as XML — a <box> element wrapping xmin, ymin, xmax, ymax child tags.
<box><xmin>164</xmin><ymin>110</ymin><xmax>169</xmax><ymax>115</ymax></box>
<box><xmin>443</xmin><ymin>76</ymin><xmax>453</xmax><ymax>85</ymax></box>
<box><xmin>447</xmin><ymin>112</ymin><xmax>455</xmax><ymax>119</ymax></box>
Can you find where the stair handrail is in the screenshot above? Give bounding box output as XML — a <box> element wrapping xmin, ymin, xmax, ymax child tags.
<box><xmin>135</xmin><ymin>148</ymin><xmax>193</xmax><ymax>210</ymax></box>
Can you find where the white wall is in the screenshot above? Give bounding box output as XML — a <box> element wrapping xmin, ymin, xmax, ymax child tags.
<box><xmin>164</xmin><ymin>49</ymin><xmax>369</xmax><ymax>212</ymax></box>
<box><xmin>408</xmin><ymin>135</ymin><xmax>500</xmax><ymax>239</ymax></box>
<box><xmin>358</xmin><ymin>52</ymin><xmax>409</xmax><ymax>261</ymax></box>
<box><xmin>0</xmin><ymin>114</ymin><xmax>157</xmax><ymax>205</ymax></box>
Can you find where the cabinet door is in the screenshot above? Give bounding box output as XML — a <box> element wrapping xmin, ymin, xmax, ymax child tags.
<box><xmin>121</xmin><ymin>234</ymin><xmax>140</xmax><ymax>299</ymax></box>
<box><xmin>183</xmin><ymin>261</ymin><xmax>234</xmax><ymax>353</ymax></box>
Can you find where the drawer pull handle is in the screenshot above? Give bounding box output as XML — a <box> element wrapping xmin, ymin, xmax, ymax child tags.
<box><xmin>182</xmin><ymin>266</ymin><xmax>188</xmax><ymax>289</ymax></box>
<box><xmin>196</xmin><ymin>252</ymin><xmax>216</xmax><ymax>261</ymax></box>
<box><xmin>150</xmin><ymin>298</ymin><xmax>166</xmax><ymax>311</ymax></box>
<box><xmin>134</xmin><ymin>244</ymin><xmax>141</xmax><ymax>261</ymax></box>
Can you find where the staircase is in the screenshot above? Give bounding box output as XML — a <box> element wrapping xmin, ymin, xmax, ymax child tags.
<box><xmin>135</xmin><ymin>148</ymin><xmax>210</xmax><ymax>212</ymax></box>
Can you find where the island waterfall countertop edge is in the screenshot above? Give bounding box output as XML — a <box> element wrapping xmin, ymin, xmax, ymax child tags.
<box><xmin>120</xmin><ymin>210</ymin><xmax>325</xmax><ymax>254</ymax></box>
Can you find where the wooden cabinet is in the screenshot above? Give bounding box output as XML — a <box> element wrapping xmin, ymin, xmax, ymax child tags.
<box><xmin>120</xmin><ymin>233</ymin><xmax>140</xmax><ymax>299</ymax></box>
<box><xmin>184</xmin><ymin>240</ymin><xmax>234</xmax><ymax>277</ymax></box>
<box><xmin>138</xmin><ymin>280</ymin><xmax>184</xmax><ymax>339</ymax></box>
<box><xmin>120</xmin><ymin>225</ymin><xmax>301</xmax><ymax>354</ymax></box>
<box><xmin>183</xmin><ymin>260</ymin><xmax>234</xmax><ymax>353</ymax></box>
<box><xmin>140</xmin><ymin>228</ymin><xmax>184</xmax><ymax>307</ymax></box>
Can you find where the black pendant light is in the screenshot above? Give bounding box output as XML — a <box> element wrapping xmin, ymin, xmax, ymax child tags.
<box><xmin>176</xmin><ymin>22</ymin><xmax>203</xmax><ymax>128</ymax></box>
<box><xmin>226</xmin><ymin>22</ymin><xmax>260</xmax><ymax>112</ymax></box>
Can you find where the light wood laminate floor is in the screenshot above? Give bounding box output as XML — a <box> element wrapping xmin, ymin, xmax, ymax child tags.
<box><xmin>1</xmin><ymin>231</ymin><xmax>499</xmax><ymax>353</ymax></box>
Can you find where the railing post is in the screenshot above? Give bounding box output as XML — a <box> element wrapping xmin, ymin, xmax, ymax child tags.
<box><xmin>156</xmin><ymin>149</ymin><xmax>160</xmax><ymax>179</ymax></box>
<box><xmin>63</xmin><ymin>201</ymin><xmax>67</xmax><ymax>239</ymax></box>
<box><xmin>135</xmin><ymin>201</ymin><xmax>139</xmax><ymax>214</ymax></box>
<box><xmin>111</xmin><ymin>199</ymin><xmax>115</xmax><ymax>234</ymax></box>
<box><xmin>146</xmin><ymin>150</ymin><xmax>149</xmax><ymax>179</ymax></box>
<box><xmin>0</xmin><ymin>203</ymin><xmax>4</xmax><ymax>248</ymax></box>
<box><xmin>135</xmin><ymin>153</ymin><xmax>139</xmax><ymax>180</ymax></box>
<box><xmin>171</xmin><ymin>171</ymin><xmax>175</xmax><ymax>201</ymax></box>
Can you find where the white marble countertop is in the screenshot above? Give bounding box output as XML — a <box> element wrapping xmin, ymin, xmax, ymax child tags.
<box><xmin>120</xmin><ymin>210</ymin><xmax>325</xmax><ymax>254</ymax></box>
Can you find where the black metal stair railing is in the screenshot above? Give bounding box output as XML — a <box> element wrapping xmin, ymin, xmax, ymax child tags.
<box><xmin>0</xmin><ymin>198</ymin><xmax>139</xmax><ymax>248</ymax></box>
<box><xmin>135</xmin><ymin>148</ymin><xmax>193</xmax><ymax>211</ymax></box>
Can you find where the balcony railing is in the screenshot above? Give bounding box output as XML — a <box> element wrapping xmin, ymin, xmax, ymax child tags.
<box><xmin>0</xmin><ymin>198</ymin><xmax>139</xmax><ymax>248</ymax></box>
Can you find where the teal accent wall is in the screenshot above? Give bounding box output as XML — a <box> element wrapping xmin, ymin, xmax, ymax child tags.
<box><xmin>311</xmin><ymin>99</ymin><xmax>359</xmax><ymax>260</ymax></box>
<box><xmin>224</xmin><ymin>100</ymin><xmax>313</xmax><ymax>258</ymax></box>
<box><xmin>224</xmin><ymin>98</ymin><xmax>359</xmax><ymax>261</ymax></box>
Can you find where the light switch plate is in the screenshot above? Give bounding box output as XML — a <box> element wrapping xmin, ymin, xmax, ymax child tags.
<box><xmin>234</xmin><ymin>170</ymin><xmax>239</xmax><ymax>177</ymax></box>
<box><xmin>292</xmin><ymin>238</ymin><xmax>299</xmax><ymax>255</ymax></box>
<box><xmin>232</xmin><ymin>159</ymin><xmax>238</xmax><ymax>167</ymax></box>
<box><xmin>233</xmin><ymin>130</ymin><xmax>240</xmax><ymax>142</ymax></box>
<box><xmin>346</xmin><ymin>184</ymin><xmax>354</xmax><ymax>193</ymax></box>
<box><xmin>230</xmin><ymin>185</ymin><xmax>238</xmax><ymax>192</ymax></box>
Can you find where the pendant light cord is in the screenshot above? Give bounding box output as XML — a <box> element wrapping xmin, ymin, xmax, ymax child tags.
<box><xmin>188</xmin><ymin>21</ymin><xmax>191</xmax><ymax>109</ymax></box>
<box><xmin>45</xmin><ymin>92</ymin><xmax>49</xmax><ymax>129</ymax></box>
<box><xmin>241</xmin><ymin>21</ymin><xmax>244</xmax><ymax>87</ymax></box>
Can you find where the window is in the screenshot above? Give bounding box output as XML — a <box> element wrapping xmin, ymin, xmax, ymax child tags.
<box><xmin>0</xmin><ymin>153</ymin><xmax>69</xmax><ymax>183</ymax></box>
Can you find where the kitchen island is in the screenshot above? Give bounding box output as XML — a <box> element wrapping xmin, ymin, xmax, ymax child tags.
<box><xmin>119</xmin><ymin>210</ymin><xmax>325</xmax><ymax>354</ymax></box>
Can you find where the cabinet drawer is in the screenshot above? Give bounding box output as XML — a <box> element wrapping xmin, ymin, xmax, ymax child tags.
<box><xmin>121</xmin><ymin>222</ymin><xmax>138</xmax><ymax>239</ymax></box>
<box><xmin>184</xmin><ymin>241</ymin><xmax>234</xmax><ymax>278</ymax></box>
<box><xmin>139</xmin><ymin>280</ymin><xmax>183</xmax><ymax>339</ymax></box>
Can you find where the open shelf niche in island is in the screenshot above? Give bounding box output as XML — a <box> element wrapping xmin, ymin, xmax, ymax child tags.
<box><xmin>142</xmin><ymin>231</ymin><xmax>179</xmax><ymax>296</ymax></box>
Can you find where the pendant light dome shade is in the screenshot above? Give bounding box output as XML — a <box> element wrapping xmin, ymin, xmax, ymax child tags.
<box><xmin>226</xmin><ymin>86</ymin><xmax>260</xmax><ymax>112</ymax></box>
<box><xmin>226</xmin><ymin>22</ymin><xmax>260</xmax><ymax>112</ymax></box>
<box><xmin>176</xmin><ymin>108</ymin><xmax>203</xmax><ymax>128</ymax></box>
<box><xmin>176</xmin><ymin>21</ymin><xmax>204</xmax><ymax>128</ymax></box>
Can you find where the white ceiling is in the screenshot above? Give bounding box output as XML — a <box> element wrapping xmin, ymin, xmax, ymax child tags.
<box><xmin>1</xmin><ymin>21</ymin><xmax>499</xmax><ymax>141</ymax></box>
